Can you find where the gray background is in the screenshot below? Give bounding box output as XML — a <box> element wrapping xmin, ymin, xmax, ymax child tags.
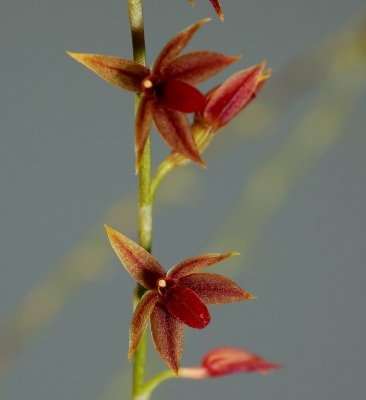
<box><xmin>1</xmin><ymin>1</ymin><xmax>366</xmax><ymax>399</ymax></box>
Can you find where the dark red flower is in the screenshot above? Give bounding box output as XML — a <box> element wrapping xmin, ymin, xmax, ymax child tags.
<box><xmin>67</xmin><ymin>19</ymin><xmax>239</xmax><ymax>170</ymax></box>
<box><xmin>180</xmin><ymin>347</ymin><xmax>281</xmax><ymax>378</ymax></box>
<box><xmin>105</xmin><ymin>225</ymin><xmax>254</xmax><ymax>374</ymax></box>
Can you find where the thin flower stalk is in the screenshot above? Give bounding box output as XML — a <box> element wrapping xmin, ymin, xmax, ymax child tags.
<box><xmin>127</xmin><ymin>0</ymin><xmax>150</xmax><ymax>397</ymax></box>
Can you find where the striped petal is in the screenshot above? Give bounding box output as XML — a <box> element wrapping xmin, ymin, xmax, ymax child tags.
<box><xmin>105</xmin><ymin>226</ymin><xmax>165</xmax><ymax>289</ymax></box>
<box><xmin>163</xmin><ymin>51</ymin><xmax>240</xmax><ymax>85</ymax></box>
<box><xmin>67</xmin><ymin>52</ymin><xmax>149</xmax><ymax>92</ymax></box>
<box><xmin>179</xmin><ymin>273</ymin><xmax>255</xmax><ymax>304</ymax></box>
<box><xmin>152</xmin><ymin>102</ymin><xmax>205</xmax><ymax>166</ymax></box>
<box><xmin>167</xmin><ymin>252</ymin><xmax>239</xmax><ymax>280</ymax></box>
<box><xmin>128</xmin><ymin>291</ymin><xmax>159</xmax><ymax>359</ymax></box>
<box><xmin>150</xmin><ymin>303</ymin><xmax>184</xmax><ymax>374</ymax></box>
<box><xmin>152</xmin><ymin>19</ymin><xmax>210</xmax><ymax>74</ymax></box>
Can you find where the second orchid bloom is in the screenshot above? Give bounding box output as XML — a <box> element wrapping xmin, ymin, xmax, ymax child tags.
<box><xmin>105</xmin><ymin>225</ymin><xmax>254</xmax><ymax>373</ymax></box>
<box><xmin>68</xmin><ymin>19</ymin><xmax>269</xmax><ymax>171</ymax></box>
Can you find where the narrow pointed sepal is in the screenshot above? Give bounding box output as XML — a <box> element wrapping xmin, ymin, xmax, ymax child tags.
<box><xmin>152</xmin><ymin>19</ymin><xmax>211</xmax><ymax>74</ymax></box>
<box><xmin>152</xmin><ymin>102</ymin><xmax>205</xmax><ymax>167</ymax></box>
<box><xmin>66</xmin><ymin>52</ymin><xmax>150</xmax><ymax>92</ymax></box>
<box><xmin>163</xmin><ymin>51</ymin><xmax>240</xmax><ymax>86</ymax></box>
<box><xmin>167</xmin><ymin>252</ymin><xmax>239</xmax><ymax>280</ymax></box>
<box><xmin>165</xmin><ymin>285</ymin><xmax>210</xmax><ymax>329</ymax></box>
<box><xmin>210</xmin><ymin>0</ymin><xmax>224</xmax><ymax>21</ymax></box>
<box><xmin>128</xmin><ymin>291</ymin><xmax>159</xmax><ymax>359</ymax></box>
<box><xmin>150</xmin><ymin>303</ymin><xmax>184</xmax><ymax>374</ymax></box>
<box><xmin>135</xmin><ymin>96</ymin><xmax>153</xmax><ymax>172</ymax></box>
<box><xmin>104</xmin><ymin>225</ymin><xmax>165</xmax><ymax>289</ymax></box>
<box><xmin>179</xmin><ymin>273</ymin><xmax>255</xmax><ymax>304</ymax></box>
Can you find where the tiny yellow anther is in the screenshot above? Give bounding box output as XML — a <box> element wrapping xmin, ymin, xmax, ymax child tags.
<box><xmin>143</xmin><ymin>80</ymin><xmax>153</xmax><ymax>89</ymax></box>
<box><xmin>158</xmin><ymin>279</ymin><xmax>167</xmax><ymax>288</ymax></box>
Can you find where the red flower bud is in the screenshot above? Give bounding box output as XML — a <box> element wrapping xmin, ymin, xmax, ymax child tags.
<box><xmin>202</xmin><ymin>347</ymin><xmax>281</xmax><ymax>376</ymax></box>
<box><xmin>180</xmin><ymin>347</ymin><xmax>280</xmax><ymax>379</ymax></box>
<box><xmin>201</xmin><ymin>62</ymin><xmax>271</xmax><ymax>131</ymax></box>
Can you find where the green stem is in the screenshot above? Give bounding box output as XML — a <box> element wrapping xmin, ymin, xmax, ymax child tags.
<box><xmin>151</xmin><ymin>126</ymin><xmax>213</xmax><ymax>199</ymax></box>
<box><xmin>127</xmin><ymin>0</ymin><xmax>151</xmax><ymax>398</ymax></box>
<box><xmin>138</xmin><ymin>367</ymin><xmax>207</xmax><ymax>398</ymax></box>
<box><xmin>140</xmin><ymin>370</ymin><xmax>176</xmax><ymax>396</ymax></box>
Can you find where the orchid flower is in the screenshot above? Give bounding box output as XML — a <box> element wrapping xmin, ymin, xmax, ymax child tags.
<box><xmin>105</xmin><ymin>225</ymin><xmax>254</xmax><ymax>373</ymax></box>
<box><xmin>67</xmin><ymin>19</ymin><xmax>239</xmax><ymax>170</ymax></box>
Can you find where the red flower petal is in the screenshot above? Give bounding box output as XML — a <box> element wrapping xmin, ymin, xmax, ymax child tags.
<box><xmin>135</xmin><ymin>96</ymin><xmax>153</xmax><ymax>172</ymax></box>
<box><xmin>152</xmin><ymin>102</ymin><xmax>205</xmax><ymax>166</ymax></box>
<box><xmin>209</xmin><ymin>0</ymin><xmax>224</xmax><ymax>21</ymax></box>
<box><xmin>150</xmin><ymin>303</ymin><xmax>184</xmax><ymax>374</ymax></box>
<box><xmin>163</xmin><ymin>51</ymin><xmax>240</xmax><ymax>86</ymax></box>
<box><xmin>165</xmin><ymin>285</ymin><xmax>210</xmax><ymax>329</ymax></box>
<box><xmin>202</xmin><ymin>347</ymin><xmax>281</xmax><ymax>376</ymax></box>
<box><xmin>66</xmin><ymin>52</ymin><xmax>150</xmax><ymax>92</ymax></box>
<box><xmin>152</xmin><ymin>19</ymin><xmax>210</xmax><ymax>74</ymax></box>
<box><xmin>128</xmin><ymin>291</ymin><xmax>159</xmax><ymax>359</ymax></box>
<box><xmin>158</xmin><ymin>79</ymin><xmax>205</xmax><ymax>113</ymax></box>
<box><xmin>167</xmin><ymin>252</ymin><xmax>239</xmax><ymax>280</ymax></box>
<box><xmin>203</xmin><ymin>63</ymin><xmax>269</xmax><ymax>130</ymax></box>
<box><xmin>104</xmin><ymin>226</ymin><xmax>165</xmax><ymax>289</ymax></box>
<box><xmin>179</xmin><ymin>273</ymin><xmax>255</xmax><ymax>304</ymax></box>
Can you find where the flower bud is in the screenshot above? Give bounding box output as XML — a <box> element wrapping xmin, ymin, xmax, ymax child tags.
<box><xmin>180</xmin><ymin>347</ymin><xmax>280</xmax><ymax>379</ymax></box>
<box><xmin>202</xmin><ymin>347</ymin><xmax>280</xmax><ymax>376</ymax></box>
<box><xmin>201</xmin><ymin>62</ymin><xmax>271</xmax><ymax>132</ymax></box>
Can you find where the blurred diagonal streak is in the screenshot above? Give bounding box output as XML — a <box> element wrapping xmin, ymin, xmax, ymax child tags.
<box><xmin>1</xmin><ymin>15</ymin><xmax>366</xmax><ymax>387</ymax></box>
<box><xmin>0</xmin><ymin>193</ymin><xmax>136</xmax><ymax>374</ymax></box>
<box><xmin>209</xmin><ymin>37</ymin><xmax>366</xmax><ymax>262</ymax></box>
<box><xmin>0</xmin><ymin>171</ymin><xmax>200</xmax><ymax>375</ymax></box>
